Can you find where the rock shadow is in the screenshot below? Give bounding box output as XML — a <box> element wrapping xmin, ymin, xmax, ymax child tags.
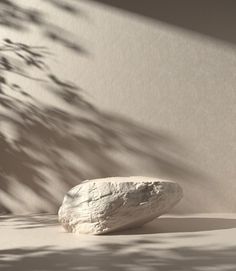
<box><xmin>109</xmin><ymin>217</ymin><xmax>236</xmax><ymax>235</ymax></box>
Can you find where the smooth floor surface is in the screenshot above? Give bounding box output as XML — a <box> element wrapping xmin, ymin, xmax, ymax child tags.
<box><xmin>1</xmin><ymin>213</ymin><xmax>236</xmax><ymax>271</ymax></box>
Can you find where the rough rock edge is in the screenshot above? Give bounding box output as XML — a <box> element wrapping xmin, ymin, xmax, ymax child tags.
<box><xmin>58</xmin><ymin>177</ymin><xmax>183</xmax><ymax>234</ymax></box>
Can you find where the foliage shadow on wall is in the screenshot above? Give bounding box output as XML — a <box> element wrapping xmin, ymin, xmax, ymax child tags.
<box><xmin>0</xmin><ymin>0</ymin><xmax>215</xmax><ymax>213</ymax></box>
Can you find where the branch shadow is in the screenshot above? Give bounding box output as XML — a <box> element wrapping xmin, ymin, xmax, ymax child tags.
<box><xmin>0</xmin><ymin>0</ymin><xmax>86</xmax><ymax>54</ymax></box>
<box><xmin>43</xmin><ymin>0</ymin><xmax>81</xmax><ymax>15</ymax></box>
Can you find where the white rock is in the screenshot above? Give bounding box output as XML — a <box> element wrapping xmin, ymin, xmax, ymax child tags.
<box><xmin>58</xmin><ymin>176</ymin><xmax>183</xmax><ymax>234</ymax></box>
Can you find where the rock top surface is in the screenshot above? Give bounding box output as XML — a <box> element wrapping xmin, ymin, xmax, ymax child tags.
<box><xmin>58</xmin><ymin>176</ymin><xmax>183</xmax><ymax>234</ymax></box>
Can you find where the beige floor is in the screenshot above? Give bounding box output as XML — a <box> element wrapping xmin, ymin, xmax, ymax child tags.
<box><xmin>1</xmin><ymin>213</ymin><xmax>236</xmax><ymax>271</ymax></box>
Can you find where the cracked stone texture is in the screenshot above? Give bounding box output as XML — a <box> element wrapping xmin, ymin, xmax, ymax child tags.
<box><xmin>58</xmin><ymin>176</ymin><xmax>183</xmax><ymax>234</ymax></box>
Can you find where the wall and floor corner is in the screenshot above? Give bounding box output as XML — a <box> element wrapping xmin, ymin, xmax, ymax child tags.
<box><xmin>0</xmin><ymin>0</ymin><xmax>235</xmax><ymax>214</ymax></box>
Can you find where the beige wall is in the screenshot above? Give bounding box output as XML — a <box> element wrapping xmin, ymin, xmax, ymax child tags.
<box><xmin>0</xmin><ymin>0</ymin><xmax>235</xmax><ymax>213</ymax></box>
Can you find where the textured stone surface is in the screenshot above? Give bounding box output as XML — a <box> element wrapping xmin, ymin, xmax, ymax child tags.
<box><xmin>58</xmin><ymin>176</ymin><xmax>183</xmax><ymax>234</ymax></box>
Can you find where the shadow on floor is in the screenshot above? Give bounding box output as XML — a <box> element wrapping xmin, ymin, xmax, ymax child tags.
<box><xmin>2</xmin><ymin>215</ymin><xmax>236</xmax><ymax>235</ymax></box>
<box><xmin>0</xmin><ymin>214</ymin><xmax>58</xmax><ymax>229</ymax></box>
<box><xmin>0</xmin><ymin>243</ymin><xmax>236</xmax><ymax>271</ymax></box>
<box><xmin>109</xmin><ymin>217</ymin><xmax>236</xmax><ymax>235</ymax></box>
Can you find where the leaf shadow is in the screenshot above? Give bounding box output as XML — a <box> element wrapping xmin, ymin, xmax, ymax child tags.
<box><xmin>0</xmin><ymin>243</ymin><xmax>236</xmax><ymax>271</ymax></box>
<box><xmin>0</xmin><ymin>0</ymin><xmax>87</xmax><ymax>54</ymax></box>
